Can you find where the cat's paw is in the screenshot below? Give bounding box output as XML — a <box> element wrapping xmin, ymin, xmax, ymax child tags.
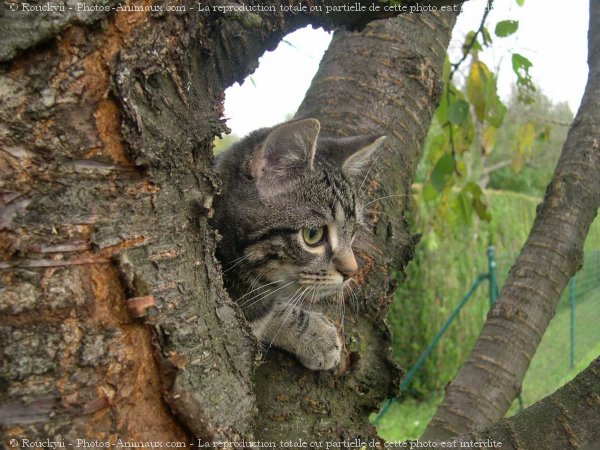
<box><xmin>296</xmin><ymin>314</ymin><xmax>342</xmax><ymax>371</ymax></box>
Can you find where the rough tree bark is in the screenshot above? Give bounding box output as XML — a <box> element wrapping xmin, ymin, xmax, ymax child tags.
<box><xmin>423</xmin><ymin>0</ymin><xmax>600</xmax><ymax>440</ymax></box>
<box><xmin>4</xmin><ymin>0</ymin><xmax>596</xmax><ymax>447</ymax></box>
<box><xmin>0</xmin><ymin>0</ymin><xmax>460</xmax><ymax>446</ymax></box>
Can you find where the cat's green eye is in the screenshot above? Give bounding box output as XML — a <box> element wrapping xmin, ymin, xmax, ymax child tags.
<box><xmin>302</xmin><ymin>226</ymin><xmax>325</xmax><ymax>246</ymax></box>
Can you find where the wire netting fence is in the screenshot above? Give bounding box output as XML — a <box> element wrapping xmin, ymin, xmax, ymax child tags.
<box><xmin>376</xmin><ymin>236</ymin><xmax>600</xmax><ymax>423</ymax></box>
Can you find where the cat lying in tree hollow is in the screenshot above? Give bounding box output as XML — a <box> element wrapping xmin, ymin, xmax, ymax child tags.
<box><xmin>213</xmin><ymin>118</ymin><xmax>385</xmax><ymax>370</ymax></box>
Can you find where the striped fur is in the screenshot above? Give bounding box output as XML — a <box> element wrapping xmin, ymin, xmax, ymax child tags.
<box><xmin>213</xmin><ymin>119</ymin><xmax>384</xmax><ymax>370</ymax></box>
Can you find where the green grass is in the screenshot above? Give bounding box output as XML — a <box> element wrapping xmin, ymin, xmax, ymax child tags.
<box><xmin>375</xmin><ymin>284</ymin><xmax>600</xmax><ymax>442</ymax></box>
<box><xmin>372</xmin><ymin>395</ymin><xmax>442</xmax><ymax>442</ymax></box>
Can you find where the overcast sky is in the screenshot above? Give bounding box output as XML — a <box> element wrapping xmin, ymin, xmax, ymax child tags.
<box><xmin>223</xmin><ymin>0</ymin><xmax>589</xmax><ymax>137</ymax></box>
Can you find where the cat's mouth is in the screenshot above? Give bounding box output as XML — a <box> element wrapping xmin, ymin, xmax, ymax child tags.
<box><xmin>297</xmin><ymin>273</ymin><xmax>347</xmax><ymax>302</ymax></box>
<box><xmin>253</xmin><ymin>266</ymin><xmax>348</xmax><ymax>303</ymax></box>
<box><xmin>309</xmin><ymin>284</ymin><xmax>346</xmax><ymax>302</ymax></box>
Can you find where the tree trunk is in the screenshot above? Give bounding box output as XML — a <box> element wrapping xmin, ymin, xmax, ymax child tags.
<box><xmin>0</xmin><ymin>0</ymin><xmax>458</xmax><ymax>446</ymax></box>
<box><xmin>423</xmin><ymin>0</ymin><xmax>600</xmax><ymax>439</ymax></box>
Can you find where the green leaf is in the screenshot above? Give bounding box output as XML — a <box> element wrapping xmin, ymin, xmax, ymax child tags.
<box><xmin>512</xmin><ymin>122</ymin><xmax>536</xmax><ymax>173</ymax></box>
<box><xmin>495</xmin><ymin>20</ymin><xmax>519</xmax><ymax>38</ymax></box>
<box><xmin>512</xmin><ymin>53</ymin><xmax>536</xmax><ymax>102</ymax></box>
<box><xmin>472</xmin><ymin>195</ymin><xmax>492</xmax><ymax>221</ymax></box>
<box><xmin>535</xmin><ymin>125</ymin><xmax>552</xmax><ymax>144</ymax></box>
<box><xmin>428</xmin><ymin>133</ymin><xmax>448</xmax><ymax>162</ymax></box>
<box><xmin>465</xmin><ymin>60</ymin><xmax>507</xmax><ymax>127</ymax></box>
<box><xmin>481</xmin><ymin>126</ymin><xmax>497</xmax><ymax>155</ymax></box>
<box><xmin>515</xmin><ymin>0</ymin><xmax>525</xmax><ymax>5</ymax></box>
<box><xmin>448</xmin><ymin>100</ymin><xmax>470</xmax><ymax>125</ymax></box>
<box><xmin>462</xmin><ymin>181</ymin><xmax>484</xmax><ymax>197</ymax></box>
<box><xmin>430</xmin><ymin>154</ymin><xmax>455</xmax><ymax>192</ymax></box>
<box><xmin>441</xmin><ymin>55</ymin><xmax>451</xmax><ymax>87</ymax></box>
<box><xmin>455</xmin><ymin>191</ymin><xmax>473</xmax><ymax>225</ymax></box>
<box><xmin>452</xmin><ymin>122</ymin><xmax>475</xmax><ymax>155</ymax></box>
<box><xmin>463</xmin><ymin>182</ymin><xmax>492</xmax><ymax>222</ymax></box>
<box><xmin>488</xmin><ymin>98</ymin><xmax>507</xmax><ymax>128</ymax></box>
<box><xmin>463</xmin><ymin>31</ymin><xmax>482</xmax><ymax>56</ymax></box>
<box><xmin>422</xmin><ymin>182</ymin><xmax>438</xmax><ymax>202</ymax></box>
<box><xmin>467</xmin><ymin>61</ymin><xmax>491</xmax><ymax>122</ymax></box>
<box><xmin>482</xmin><ymin>27</ymin><xmax>493</xmax><ymax>46</ymax></box>
<box><xmin>512</xmin><ymin>53</ymin><xmax>533</xmax><ymax>74</ymax></box>
<box><xmin>436</xmin><ymin>91</ymin><xmax>449</xmax><ymax>124</ymax></box>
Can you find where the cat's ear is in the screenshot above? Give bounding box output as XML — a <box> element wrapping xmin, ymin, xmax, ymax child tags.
<box><xmin>319</xmin><ymin>135</ymin><xmax>386</xmax><ymax>179</ymax></box>
<box><xmin>251</xmin><ymin>119</ymin><xmax>320</xmax><ymax>196</ymax></box>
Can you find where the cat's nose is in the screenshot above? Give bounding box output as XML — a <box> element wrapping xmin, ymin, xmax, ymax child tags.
<box><xmin>334</xmin><ymin>249</ymin><xmax>358</xmax><ymax>280</ymax></box>
<box><xmin>340</xmin><ymin>268</ymin><xmax>357</xmax><ymax>281</ymax></box>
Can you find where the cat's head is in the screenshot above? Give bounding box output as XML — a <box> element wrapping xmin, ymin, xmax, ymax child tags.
<box><xmin>214</xmin><ymin>118</ymin><xmax>385</xmax><ymax>300</ymax></box>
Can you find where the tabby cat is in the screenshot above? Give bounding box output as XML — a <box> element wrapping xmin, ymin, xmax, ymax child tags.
<box><xmin>213</xmin><ymin>118</ymin><xmax>384</xmax><ymax>370</ymax></box>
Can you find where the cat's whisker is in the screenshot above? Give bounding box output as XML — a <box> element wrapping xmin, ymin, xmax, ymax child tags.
<box><xmin>241</xmin><ymin>283</ymin><xmax>294</xmax><ymax>312</ymax></box>
<box><xmin>359</xmin><ymin>193</ymin><xmax>414</xmax><ymax>213</ymax></box>
<box><xmin>367</xmin><ymin>210</ymin><xmax>405</xmax><ymax>222</ymax></box>
<box><xmin>224</xmin><ymin>251</ymin><xmax>252</xmax><ymax>266</ymax></box>
<box><xmin>356</xmin><ymin>239</ymin><xmax>384</xmax><ymax>256</ymax></box>
<box><xmin>352</xmin><ymin>286</ymin><xmax>360</xmax><ymax>312</ymax></box>
<box><xmin>264</xmin><ymin>286</ymin><xmax>311</xmax><ymax>357</ymax></box>
<box><xmin>271</xmin><ymin>286</ymin><xmax>304</xmax><ymax>318</ymax></box>
<box><xmin>336</xmin><ymin>288</ymin><xmax>345</xmax><ymax>334</ymax></box>
<box><xmin>247</xmin><ymin>267</ymin><xmax>271</xmax><ymax>291</ymax></box>
<box><xmin>222</xmin><ymin>251</ymin><xmax>255</xmax><ymax>273</ymax></box>
<box><xmin>359</xmin><ymin>190</ymin><xmax>415</xmax><ymax>201</ymax></box>
<box><xmin>237</xmin><ymin>278</ymin><xmax>280</xmax><ymax>303</ymax></box>
<box><xmin>358</xmin><ymin>151</ymin><xmax>384</xmax><ymax>194</ymax></box>
<box><xmin>343</xmin><ymin>281</ymin><xmax>357</xmax><ymax>315</ymax></box>
<box><xmin>240</xmin><ymin>280</ymin><xmax>295</xmax><ymax>310</ymax></box>
<box><xmin>299</xmin><ymin>285</ymin><xmax>316</xmax><ymax>308</ymax></box>
<box><xmin>309</xmin><ymin>285</ymin><xmax>318</xmax><ymax>305</ymax></box>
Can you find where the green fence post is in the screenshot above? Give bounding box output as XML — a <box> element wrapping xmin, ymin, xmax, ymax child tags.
<box><xmin>569</xmin><ymin>276</ymin><xmax>576</xmax><ymax>370</ymax></box>
<box><xmin>487</xmin><ymin>245</ymin><xmax>498</xmax><ymax>307</ymax></box>
<box><xmin>398</xmin><ymin>274</ymin><xmax>488</xmax><ymax>391</ymax></box>
<box><xmin>373</xmin><ymin>274</ymin><xmax>489</xmax><ymax>424</ymax></box>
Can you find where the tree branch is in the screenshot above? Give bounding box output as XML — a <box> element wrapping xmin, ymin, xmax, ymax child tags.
<box><xmin>525</xmin><ymin>113</ymin><xmax>572</xmax><ymax>127</ymax></box>
<box><xmin>481</xmin><ymin>159</ymin><xmax>511</xmax><ymax>176</ymax></box>
<box><xmin>0</xmin><ymin>0</ymin><xmax>466</xmax><ymax>63</ymax></box>
<box><xmin>415</xmin><ymin>356</ymin><xmax>600</xmax><ymax>449</ymax></box>
<box><xmin>456</xmin><ymin>356</ymin><xmax>600</xmax><ymax>449</ymax></box>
